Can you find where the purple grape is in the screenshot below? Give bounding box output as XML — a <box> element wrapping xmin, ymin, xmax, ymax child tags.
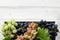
<box><xmin>17</xmin><ymin>28</ymin><xmax>24</xmax><ymax>35</ymax></box>
<box><xmin>20</xmin><ymin>22</ymin><xmax>24</xmax><ymax>26</ymax></box>
<box><xmin>46</xmin><ymin>23</ymin><xmax>51</xmax><ymax>26</ymax></box>
<box><xmin>23</xmin><ymin>23</ymin><xmax>28</xmax><ymax>28</ymax></box>
<box><xmin>54</xmin><ymin>25</ymin><xmax>57</xmax><ymax>28</ymax></box>
<box><xmin>18</xmin><ymin>23</ymin><xmax>21</xmax><ymax>26</ymax></box>
<box><xmin>52</xmin><ymin>25</ymin><xmax>55</xmax><ymax>29</ymax></box>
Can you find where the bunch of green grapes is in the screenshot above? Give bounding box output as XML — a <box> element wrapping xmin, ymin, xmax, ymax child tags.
<box><xmin>2</xmin><ymin>19</ymin><xmax>18</xmax><ymax>38</ymax></box>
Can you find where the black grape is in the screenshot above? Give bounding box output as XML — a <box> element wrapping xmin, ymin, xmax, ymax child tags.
<box><xmin>23</xmin><ymin>22</ymin><xmax>28</xmax><ymax>28</ymax></box>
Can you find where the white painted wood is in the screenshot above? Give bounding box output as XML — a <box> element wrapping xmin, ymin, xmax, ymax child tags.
<box><xmin>0</xmin><ymin>0</ymin><xmax>47</xmax><ymax>6</ymax></box>
<box><xmin>0</xmin><ymin>0</ymin><xmax>60</xmax><ymax>40</ymax></box>
<box><xmin>0</xmin><ymin>0</ymin><xmax>60</xmax><ymax>7</ymax></box>
<box><xmin>0</xmin><ymin>8</ymin><xmax>60</xmax><ymax>20</ymax></box>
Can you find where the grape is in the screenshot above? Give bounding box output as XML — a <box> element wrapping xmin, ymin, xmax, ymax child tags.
<box><xmin>11</xmin><ymin>20</ymin><xmax>18</xmax><ymax>26</ymax></box>
<box><xmin>11</xmin><ymin>25</ymin><xmax>16</xmax><ymax>30</ymax></box>
<box><xmin>17</xmin><ymin>28</ymin><xmax>22</xmax><ymax>35</ymax></box>
<box><xmin>8</xmin><ymin>23</ymin><xmax>12</xmax><ymax>27</ymax></box>
<box><xmin>48</xmin><ymin>26</ymin><xmax>52</xmax><ymax>29</ymax></box>
<box><xmin>2</xmin><ymin>24</ymin><xmax>7</xmax><ymax>27</ymax></box>
<box><xmin>49</xmin><ymin>32</ymin><xmax>57</xmax><ymax>36</ymax></box>
<box><xmin>51</xmin><ymin>25</ymin><xmax>55</xmax><ymax>29</ymax></box>
<box><xmin>2</xmin><ymin>32</ymin><xmax>6</xmax><ymax>36</ymax></box>
<box><xmin>40</xmin><ymin>20</ymin><xmax>43</xmax><ymax>22</ymax></box>
<box><xmin>2</xmin><ymin>28</ymin><xmax>5</xmax><ymax>32</ymax></box>
<box><xmin>11</xmin><ymin>20</ymin><xmax>16</xmax><ymax>25</ymax></box>
<box><xmin>12</xmin><ymin>30</ymin><xmax>17</xmax><ymax>33</ymax></box>
<box><xmin>6</xmin><ymin>31</ymin><xmax>11</xmax><ymax>34</ymax></box>
<box><xmin>20</xmin><ymin>22</ymin><xmax>24</xmax><ymax>27</ymax></box>
<box><xmin>46</xmin><ymin>23</ymin><xmax>51</xmax><ymax>26</ymax></box>
<box><xmin>23</xmin><ymin>23</ymin><xmax>28</xmax><ymax>28</ymax></box>
<box><xmin>4</xmin><ymin>26</ymin><xmax>9</xmax><ymax>30</ymax></box>
<box><xmin>14</xmin><ymin>23</ymin><xmax>18</xmax><ymax>26</ymax></box>
<box><xmin>22</xmin><ymin>29</ymin><xmax>27</xmax><ymax>34</ymax></box>
<box><xmin>18</xmin><ymin>22</ymin><xmax>23</xmax><ymax>26</ymax></box>
<box><xmin>10</xmin><ymin>34</ymin><xmax>14</xmax><ymax>38</ymax></box>
<box><xmin>17</xmin><ymin>28</ymin><xmax>26</xmax><ymax>35</ymax></box>
<box><xmin>54</xmin><ymin>25</ymin><xmax>57</xmax><ymax>28</ymax></box>
<box><xmin>24</xmin><ymin>29</ymin><xmax>27</xmax><ymax>32</ymax></box>
<box><xmin>17</xmin><ymin>28</ymin><xmax>22</xmax><ymax>32</ymax></box>
<box><xmin>18</xmin><ymin>23</ymin><xmax>21</xmax><ymax>26</ymax></box>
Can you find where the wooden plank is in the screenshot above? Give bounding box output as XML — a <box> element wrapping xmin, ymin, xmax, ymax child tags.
<box><xmin>0</xmin><ymin>0</ymin><xmax>60</xmax><ymax>7</ymax></box>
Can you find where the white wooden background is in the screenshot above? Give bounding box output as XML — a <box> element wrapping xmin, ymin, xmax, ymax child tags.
<box><xmin>0</xmin><ymin>0</ymin><xmax>60</xmax><ymax>40</ymax></box>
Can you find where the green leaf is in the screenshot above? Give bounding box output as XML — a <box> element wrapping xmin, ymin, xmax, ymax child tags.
<box><xmin>3</xmin><ymin>35</ymin><xmax>13</xmax><ymax>40</ymax></box>
<box><xmin>36</xmin><ymin>27</ymin><xmax>50</xmax><ymax>40</ymax></box>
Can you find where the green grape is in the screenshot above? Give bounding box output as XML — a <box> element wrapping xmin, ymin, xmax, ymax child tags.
<box><xmin>12</xmin><ymin>21</ymin><xmax>18</xmax><ymax>26</ymax></box>
<box><xmin>2</xmin><ymin>28</ymin><xmax>5</xmax><ymax>32</ymax></box>
<box><xmin>11</xmin><ymin>19</ymin><xmax>15</xmax><ymax>24</ymax></box>
<box><xmin>12</xmin><ymin>29</ymin><xmax>17</xmax><ymax>33</ymax></box>
<box><xmin>11</xmin><ymin>25</ymin><xmax>16</xmax><ymax>30</ymax></box>
<box><xmin>4</xmin><ymin>26</ymin><xmax>9</xmax><ymax>30</ymax></box>
<box><xmin>2</xmin><ymin>32</ymin><xmax>6</xmax><ymax>36</ymax></box>
<box><xmin>14</xmin><ymin>23</ymin><xmax>18</xmax><ymax>26</ymax></box>
<box><xmin>8</xmin><ymin>23</ymin><xmax>12</xmax><ymax>27</ymax></box>
<box><xmin>10</xmin><ymin>34</ymin><xmax>14</xmax><ymax>38</ymax></box>
<box><xmin>6</xmin><ymin>31</ymin><xmax>11</xmax><ymax>35</ymax></box>
<box><xmin>11</xmin><ymin>21</ymin><xmax>15</xmax><ymax>25</ymax></box>
<box><xmin>2</xmin><ymin>24</ymin><xmax>7</xmax><ymax>27</ymax></box>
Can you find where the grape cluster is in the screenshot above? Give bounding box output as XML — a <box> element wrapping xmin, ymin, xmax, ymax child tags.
<box><xmin>16</xmin><ymin>22</ymin><xmax>28</xmax><ymax>35</ymax></box>
<box><xmin>2</xmin><ymin>20</ymin><xmax>18</xmax><ymax>38</ymax></box>
<box><xmin>37</xmin><ymin>20</ymin><xmax>59</xmax><ymax>40</ymax></box>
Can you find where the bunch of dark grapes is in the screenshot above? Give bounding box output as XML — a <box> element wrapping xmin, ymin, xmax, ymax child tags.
<box><xmin>37</xmin><ymin>20</ymin><xmax>59</xmax><ymax>40</ymax></box>
<box><xmin>16</xmin><ymin>22</ymin><xmax>28</xmax><ymax>35</ymax></box>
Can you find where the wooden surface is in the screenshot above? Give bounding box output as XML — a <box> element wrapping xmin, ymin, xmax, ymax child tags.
<box><xmin>0</xmin><ymin>0</ymin><xmax>60</xmax><ymax>40</ymax></box>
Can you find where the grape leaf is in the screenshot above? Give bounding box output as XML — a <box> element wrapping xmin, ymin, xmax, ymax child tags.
<box><xmin>36</xmin><ymin>27</ymin><xmax>51</xmax><ymax>40</ymax></box>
